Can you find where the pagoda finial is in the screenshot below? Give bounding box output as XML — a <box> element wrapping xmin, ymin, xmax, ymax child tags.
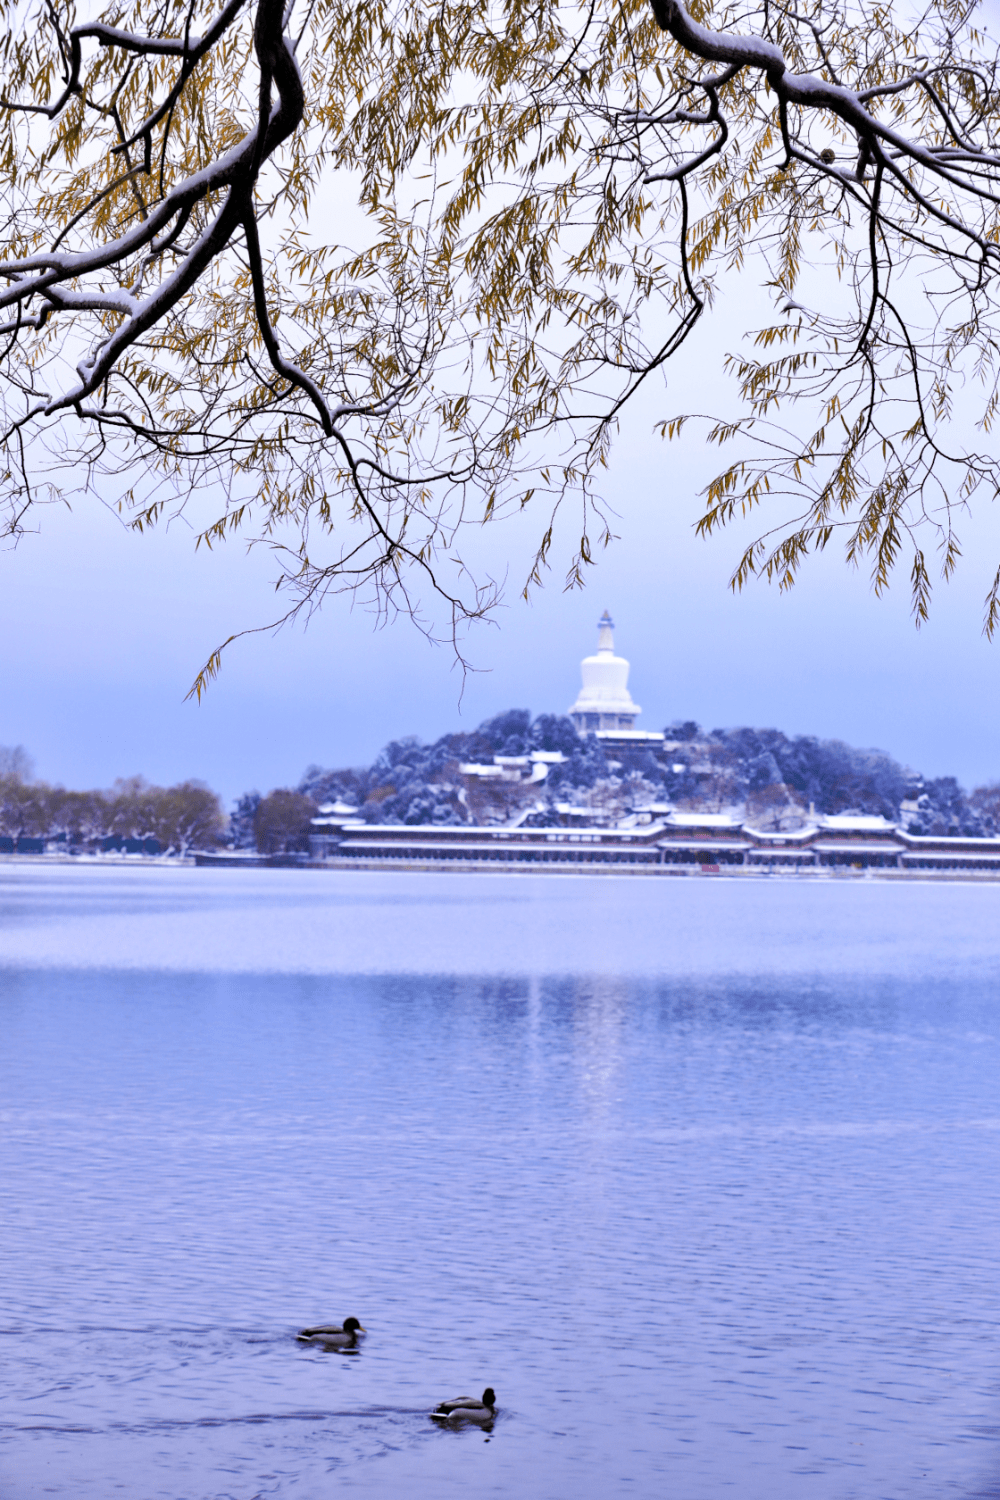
<box><xmin>597</xmin><ymin>610</ymin><xmax>615</xmax><ymax>653</ymax></box>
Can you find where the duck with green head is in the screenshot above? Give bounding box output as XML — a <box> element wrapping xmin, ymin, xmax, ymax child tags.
<box><xmin>296</xmin><ymin>1316</ymin><xmax>366</xmax><ymax>1348</ymax></box>
<box><xmin>430</xmin><ymin>1389</ymin><xmax>497</xmax><ymax>1423</ymax></box>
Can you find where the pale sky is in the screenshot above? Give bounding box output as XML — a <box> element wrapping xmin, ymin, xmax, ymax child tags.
<box><xmin>4</xmin><ymin>365</ymin><xmax>1000</xmax><ymax>809</ymax></box>
<box><xmin>5</xmin><ymin>48</ymin><xmax>1000</xmax><ymax>813</ymax></box>
<box><xmin>3</xmin><ymin>0</ymin><xmax>1000</xmax><ymax>812</ymax></box>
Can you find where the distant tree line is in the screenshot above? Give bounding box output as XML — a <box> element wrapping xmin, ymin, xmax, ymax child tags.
<box><xmin>234</xmin><ymin>711</ymin><xmax>1000</xmax><ymax>845</ymax></box>
<box><xmin>0</xmin><ymin>748</ymin><xmax>226</xmax><ymax>854</ymax></box>
<box><xmin>6</xmin><ymin>709</ymin><xmax>998</xmax><ymax>860</ymax></box>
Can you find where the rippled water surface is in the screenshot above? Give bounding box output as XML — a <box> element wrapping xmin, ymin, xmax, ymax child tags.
<box><xmin>2</xmin><ymin>864</ymin><xmax>999</xmax><ymax>1499</ymax></box>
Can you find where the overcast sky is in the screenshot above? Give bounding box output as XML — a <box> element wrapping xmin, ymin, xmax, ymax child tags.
<box><xmin>4</xmin><ymin>358</ymin><xmax>1000</xmax><ymax>811</ymax></box>
<box><xmin>4</xmin><ymin>6</ymin><xmax>1000</xmax><ymax>812</ymax></box>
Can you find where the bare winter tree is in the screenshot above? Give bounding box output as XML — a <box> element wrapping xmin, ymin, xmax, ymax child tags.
<box><xmin>0</xmin><ymin>745</ymin><xmax>35</xmax><ymax>780</ymax></box>
<box><xmin>3</xmin><ymin>0</ymin><xmax>1000</xmax><ymax>687</ymax></box>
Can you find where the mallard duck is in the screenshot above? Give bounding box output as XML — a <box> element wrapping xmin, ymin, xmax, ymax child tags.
<box><xmin>296</xmin><ymin>1316</ymin><xmax>366</xmax><ymax>1347</ymax></box>
<box><xmin>430</xmin><ymin>1388</ymin><xmax>497</xmax><ymax>1422</ymax></box>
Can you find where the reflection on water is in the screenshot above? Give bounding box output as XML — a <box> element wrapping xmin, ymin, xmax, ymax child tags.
<box><xmin>0</xmin><ymin>867</ymin><xmax>999</xmax><ymax>1498</ymax></box>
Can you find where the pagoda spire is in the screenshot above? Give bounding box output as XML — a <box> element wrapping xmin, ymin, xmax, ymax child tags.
<box><xmin>568</xmin><ymin>612</ymin><xmax>639</xmax><ymax>734</ymax></box>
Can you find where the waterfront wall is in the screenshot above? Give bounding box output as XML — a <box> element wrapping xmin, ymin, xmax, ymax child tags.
<box><xmin>292</xmin><ymin>813</ymin><xmax>1000</xmax><ymax>878</ymax></box>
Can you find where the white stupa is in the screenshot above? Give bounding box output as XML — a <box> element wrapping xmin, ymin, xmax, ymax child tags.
<box><xmin>568</xmin><ymin>612</ymin><xmax>641</xmax><ymax>733</ymax></box>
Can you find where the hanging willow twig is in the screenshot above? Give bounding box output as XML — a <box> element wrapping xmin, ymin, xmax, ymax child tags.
<box><xmin>2</xmin><ymin>0</ymin><xmax>1000</xmax><ymax>689</ymax></box>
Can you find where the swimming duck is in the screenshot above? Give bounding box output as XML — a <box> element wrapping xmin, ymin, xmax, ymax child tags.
<box><xmin>296</xmin><ymin>1316</ymin><xmax>366</xmax><ymax>1347</ymax></box>
<box><xmin>430</xmin><ymin>1388</ymin><xmax>497</xmax><ymax>1422</ymax></box>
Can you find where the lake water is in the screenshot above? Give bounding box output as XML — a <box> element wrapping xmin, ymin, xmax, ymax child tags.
<box><xmin>2</xmin><ymin>863</ymin><xmax>999</xmax><ymax>1499</ymax></box>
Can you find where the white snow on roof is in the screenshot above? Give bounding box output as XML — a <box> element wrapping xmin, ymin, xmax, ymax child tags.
<box><xmin>821</xmin><ymin>814</ymin><xmax>894</xmax><ymax>830</ymax></box>
<box><xmin>667</xmin><ymin>812</ymin><xmax>739</xmax><ymax>828</ymax></box>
